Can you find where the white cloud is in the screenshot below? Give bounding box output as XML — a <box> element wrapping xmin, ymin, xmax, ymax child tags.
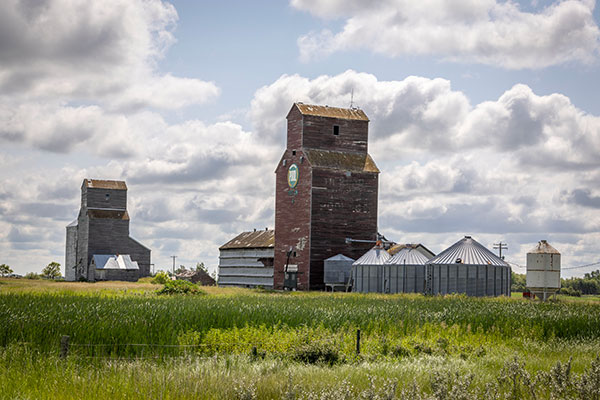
<box><xmin>1</xmin><ymin>54</ymin><xmax>599</xmax><ymax>278</ymax></box>
<box><xmin>0</xmin><ymin>0</ymin><xmax>220</xmax><ymax>156</ymax></box>
<box><xmin>252</xmin><ymin>71</ymin><xmax>600</xmax><ymax>169</ymax></box>
<box><xmin>248</xmin><ymin>70</ymin><xmax>600</xmax><ymax>270</ymax></box>
<box><xmin>293</xmin><ymin>0</ymin><xmax>600</xmax><ymax>69</ymax></box>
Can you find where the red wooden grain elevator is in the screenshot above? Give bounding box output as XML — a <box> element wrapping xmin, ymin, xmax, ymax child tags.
<box><xmin>274</xmin><ymin>103</ymin><xmax>379</xmax><ymax>290</ymax></box>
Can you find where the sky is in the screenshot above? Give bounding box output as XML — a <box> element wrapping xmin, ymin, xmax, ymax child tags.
<box><xmin>1</xmin><ymin>0</ymin><xmax>599</xmax><ymax>278</ymax></box>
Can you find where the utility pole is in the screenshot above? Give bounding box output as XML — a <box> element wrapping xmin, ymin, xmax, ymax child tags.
<box><xmin>171</xmin><ymin>256</ymin><xmax>177</xmax><ymax>276</ymax></box>
<box><xmin>493</xmin><ymin>242</ymin><xmax>507</xmax><ymax>260</ymax></box>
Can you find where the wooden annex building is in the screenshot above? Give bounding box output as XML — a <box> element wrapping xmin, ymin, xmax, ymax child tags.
<box><xmin>217</xmin><ymin>229</ymin><xmax>274</xmax><ymax>288</ymax></box>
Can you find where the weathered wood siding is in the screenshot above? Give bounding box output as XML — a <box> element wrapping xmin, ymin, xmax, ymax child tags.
<box><xmin>302</xmin><ymin>115</ymin><xmax>369</xmax><ymax>153</ymax></box>
<box><xmin>65</xmin><ymin>224</ymin><xmax>77</xmax><ymax>281</ymax></box>
<box><xmin>309</xmin><ymin>168</ymin><xmax>377</xmax><ymax>289</ymax></box>
<box><xmin>274</xmin><ymin>147</ymin><xmax>312</xmax><ymax>290</ymax></box>
<box><xmin>274</xmin><ymin>104</ymin><xmax>379</xmax><ymax>290</ymax></box>
<box><xmin>218</xmin><ymin>248</ymin><xmax>274</xmax><ymax>288</ymax></box>
<box><xmin>68</xmin><ymin>181</ymin><xmax>151</xmax><ymax>282</ymax></box>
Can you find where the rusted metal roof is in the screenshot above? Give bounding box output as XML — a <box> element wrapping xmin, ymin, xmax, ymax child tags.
<box><xmin>304</xmin><ymin>150</ymin><xmax>379</xmax><ymax>173</ymax></box>
<box><xmin>84</xmin><ymin>179</ymin><xmax>127</xmax><ymax>190</ymax></box>
<box><xmin>220</xmin><ymin>229</ymin><xmax>275</xmax><ymax>250</ymax></box>
<box><xmin>387</xmin><ymin>247</ymin><xmax>431</xmax><ymax>265</ymax></box>
<box><xmin>88</xmin><ymin>209</ymin><xmax>129</xmax><ymax>220</ymax></box>
<box><xmin>353</xmin><ymin>246</ymin><xmax>391</xmax><ymax>265</ymax></box>
<box><xmin>295</xmin><ymin>103</ymin><xmax>369</xmax><ymax>121</ymax></box>
<box><xmin>528</xmin><ymin>240</ymin><xmax>560</xmax><ymax>254</ymax></box>
<box><xmin>388</xmin><ymin>243</ymin><xmax>435</xmax><ymax>258</ymax></box>
<box><xmin>427</xmin><ymin>236</ymin><xmax>508</xmax><ymax>266</ymax></box>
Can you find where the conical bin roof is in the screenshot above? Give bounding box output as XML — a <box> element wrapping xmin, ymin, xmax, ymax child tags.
<box><xmin>387</xmin><ymin>247</ymin><xmax>430</xmax><ymax>265</ymax></box>
<box><xmin>427</xmin><ymin>236</ymin><xmax>508</xmax><ymax>266</ymax></box>
<box><xmin>325</xmin><ymin>254</ymin><xmax>355</xmax><ymax>262</ymax></box>
<box><xmin>353</xmin><ymin>246</ymin><xmax>391</xmax><ymax>265</ymax></box>
<box><xmin>528</xmin><ymin>240</ymin><xmax>560</xmax><ymax>255</ymax></box>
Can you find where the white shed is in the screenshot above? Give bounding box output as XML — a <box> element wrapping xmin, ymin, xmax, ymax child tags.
<box><xmin>218</xmin><ymin>229</ymin><xmax>274</xmax><ymax>289</ymax></box>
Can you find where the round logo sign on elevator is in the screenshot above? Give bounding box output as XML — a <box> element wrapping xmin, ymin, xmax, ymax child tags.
<box><xmin>287</xmin><ymin>164</ymin><xmax>299</xmax><ymax>188</ymax></box>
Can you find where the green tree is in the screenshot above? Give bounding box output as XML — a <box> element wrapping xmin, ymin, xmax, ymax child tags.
<box><xmin>511</xmin><ymin>271</ymin><xmax>526</xmax><ymax>292</ymax></box>
<box><xmin>0</xmin><ymin>264</ymin><xmax>13</xmax><ymax>277</ymax></box>
<box><xmin>195</xmin><ymin>262</ymin><xmax>216</xmax><ymax>279</ymax></box>
<box><xmin>41</xmin><ymin>262</ymin><xmax>61</xmax><ymax>280</ymax></box>
<box><xmin>195</xmin><ymin>262</ymin><xmax>206</xmax><ymax>273</ymax></box>
<box><xmin>174</xmin><ymin>265</ymin><xmax>187</xmax><ymax>275</ymax></box>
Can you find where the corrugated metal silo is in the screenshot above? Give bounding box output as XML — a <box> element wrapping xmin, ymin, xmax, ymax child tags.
<box><xmin>351</xmin><ymin>245</ymin><xmax>391</xmax><ymax>293</ymax></box>
<box><xmin>384</xmin><ymin>246</ymin><xmax>430</xmax><ymax>293</ymax></box>
<box><xmin>324</xmin><ymin>254</ymin><xmax>355</xmax><ymax>291</ymax></box>
<box><xmin>426</xmin><ymin>236</ymin><xmax>511</xmax><ymax>297</ymax></box>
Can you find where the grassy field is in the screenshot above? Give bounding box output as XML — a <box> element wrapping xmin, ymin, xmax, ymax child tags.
<box><xmin>1</xmin><ymin>278</ymin><xmax>599</xmax><ymax>399</ymax></box>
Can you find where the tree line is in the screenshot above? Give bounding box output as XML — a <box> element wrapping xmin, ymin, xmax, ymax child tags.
<box><xmin>512</xmin><ymin>270</ymin><xmax>600</xmax><ymax>296</ymax></box>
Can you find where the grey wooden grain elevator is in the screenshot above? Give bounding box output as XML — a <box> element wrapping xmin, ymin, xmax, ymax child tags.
<box><xmin>65</xmin><ymin>179</ymin><xmax>151</xmax><ymax>282</ymax></box>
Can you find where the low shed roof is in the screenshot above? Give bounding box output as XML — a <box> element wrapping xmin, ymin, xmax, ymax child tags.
<box><xmin>220</xmin><ymin>229</ymin><xmax>275</xmax><ymax>250</ymax></box>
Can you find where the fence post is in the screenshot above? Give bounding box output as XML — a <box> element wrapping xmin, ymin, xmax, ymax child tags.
<box><xmin>356</xmin><ymin>329</ymin><xmax>361</xmax><ymax>355</ymax></box>
<box><xmin>60</xmin><ymin>335</ymin><xmax>70</xmax><ymax>358</ymax></box>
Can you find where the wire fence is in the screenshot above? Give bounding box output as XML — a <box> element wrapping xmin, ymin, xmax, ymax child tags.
<box><xmin>13</xmin><ymin>331</ymin><xmax>363</xmax><ymax>360</ymax></box>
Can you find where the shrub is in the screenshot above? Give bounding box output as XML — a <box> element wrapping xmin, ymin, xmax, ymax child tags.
<box><xmin>291</xmin><ymin>341</ymin><xmax>340</xmax><ymax>365</ymax></box>
<box><xmin>151</xmin><ymin>271</ymin><xmax>170</xmax><ymax>285</ymax></box>
<box><xmin>24</xmin><ymin>272</ymin><xmax>40</xmax><ymax>280</ymax></box>
<box><xmin>156</xmin><ymin>279</ymin><xmax>202</xmax><ymax>295</ymax></box>
<box><xmin>560</xmin><ymin>287</ymin><xmax>582</xmax><ymax>297</ymax></box>
<box><xmin>391</xmin><ymin>344</ymin><xmax>411</xmax><ymax>358</ymax></box>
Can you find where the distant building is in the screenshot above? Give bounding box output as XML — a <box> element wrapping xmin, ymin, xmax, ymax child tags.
<box><xmin>274</xmin><ymin>103</ymin><xmax>380</xmax><ymax>290</ymax></box>
<box><xmin>65</xmin><ymin>179</ymin><xmax>151</xmax><ymax>282</ymax></box>
<box><xmin>218</xmin><ymin>229</ymin><xmax>274</xmax><ymax>288</ymax></box>
<box><xmin>176</xmin><ymin>269</ymin><xmax>216</xmax><ymax>286</ymax></box>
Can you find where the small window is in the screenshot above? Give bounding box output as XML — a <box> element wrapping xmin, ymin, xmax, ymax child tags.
<box><xmin>292</xmin><ymin>150</ymin><xmax>296</xmax><ymax>156</ymax></box>
<box><xmin>105</xmin><ymin>193</ymin><xmax>110</xmax><ymax>201</ymax></box>
<box><xmin>333</xmin><ymin>125</ymin><xmax>340</xmax><ymax>135</ymax></box>
<box><xmin>293</xmin><ymin>251</ymin><xmax>297</xmax><ymax>257</ymax></box>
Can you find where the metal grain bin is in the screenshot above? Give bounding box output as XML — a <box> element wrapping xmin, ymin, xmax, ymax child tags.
<box><xmin>526</xmin><ymin>240</ymin><xmax>560</xmax><ymax>301</ymax></box>
<box><xmin>351</xmin><ymin>245</ymin><xmax>391</xmax><ymax>293</ymax></box>
<box><xmin>426</xmin><ymin>236</ymin><xmax>511</xmax><ymax>297</ymax></box>
<box><xmin>324</xmin><ymin>254</ymin><xmax>355</xmax><ymax>291</ymax></box>
<box><xmin>384</xmin><ymin>247</ymin><xmax>430</xmax><ymax>293</ymax></box>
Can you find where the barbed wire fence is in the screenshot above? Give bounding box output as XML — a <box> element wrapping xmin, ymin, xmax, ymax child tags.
<box><xmin>18</xmin><ymin>330</ymin><xmax>363</xmax><ymax>360</ymax></box>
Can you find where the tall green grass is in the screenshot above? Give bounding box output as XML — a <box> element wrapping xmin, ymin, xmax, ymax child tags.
<box><xmin>1</xmin><ymin>291</ymin><xmax>599</xmax><ymax>357</ymax></box>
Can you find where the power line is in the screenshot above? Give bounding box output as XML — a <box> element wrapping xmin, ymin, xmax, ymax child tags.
<box><xmin>562</xmin><ymin>261</ymin><xmax>600</xmax><ymax>270</ymax></box>
<box><xmin>170</xmin><ymin>255</ymin><xmax>177</xmax><ymax>275</ymax></box>
<box><xmin>493</xmin><ymin>242</ymin><xmax>508</xmax><ymax>259</ymax></box>
<box><xmin>505</xmin><ymin>260</ymin><xmax>600</xmax><ymax>271</ymax></box>
<box><xmin>505</xmin><ymin>261</ymin><xmax>525</xmax><ymax>269</ymax></box>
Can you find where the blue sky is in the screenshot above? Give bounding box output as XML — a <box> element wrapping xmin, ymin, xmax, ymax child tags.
<box><xmin>1</xmin><ymin>0</ymin><xmax>599</xmax><ymax>278</ymax></box>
